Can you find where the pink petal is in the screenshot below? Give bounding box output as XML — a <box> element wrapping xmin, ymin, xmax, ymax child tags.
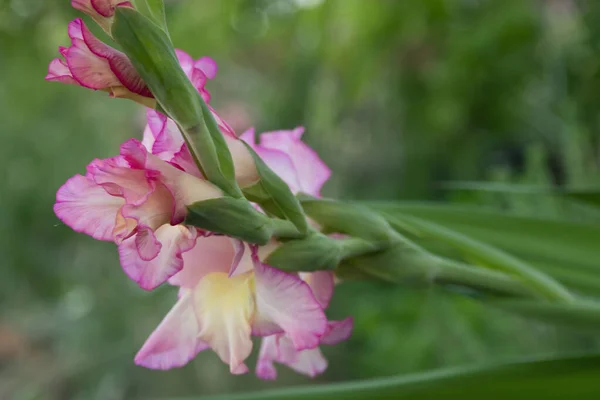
<box><xmin>259</xmin><ymin>127</ymin><xmax>331</xmax><ymax>196</ymax></box>
<box><xmin>239</xmin><ymin>127</ymin><xmax>256</xmax><ymax>144</ymax></box>
<box><xmin>78</xmin><ymin>20</ymin><xmax>151</xmax><ymax>97</ymax></box>
<box><xmin>87</xmin><ymin>156</ymin><xmax>153</xmax><ymax>205</ymax></box>
<box><xmin>91</xmin><ymin>0</ymin><xmax>132</xmax><ymax>17</ymax></box>
<box><xmin>120</xmin><ymin>181</ymin><xmax>175</xmax><ymax>233</ymax></box>
<box><xmin>194</xmin><ymin>57</ymin><xmax>218</xmax><ymax>80</ymax></box>
<box><xmin>256</xmin><ymin>335</ymin><xmax>327</xmax><ymax>380</ymax></box>
<box><xmin>135</xmin><ymin>289</ymin><xmax>209</xmax><ymax>370</ymax></box>
<box><xmin>254</xmin><ymin>146</ymin><xmax>301</xmax><ymax>193</ymax></box>
<box><xmin>256</xmin><ymin>336</ymin><xmax>278</xmax><ymax>380</ymax></box>
<box><xmin>252</xmin><ymin>255</ymin><xmax>327</xmax><ymax>350</ymax></box>
<box><xmin>65</xmin><ymin>38</ymin><xmax>120</xmax><ymax>90</ymax></box>
<box><xmin>46</xmin><ymin>58</ymin><xmax>77</xmax><ymax>85</ymax></box>
<box><xmin>118</xmin><ymin>224</ymin><xmax>198</xmax><ymax>290</ymax></box>
<box><xmin>301</xmin><ymin>271</ymin><xmax>335</xmax><ymax>309</ymax></box>
<box><xmin>120</xmin><ymin>139</ymin><xmax>223</xmax><ymax>222</ymax></box>
<box><xmin>170</xmin><ymin>145</ymin><xmax>203</xmax><ymax>178</ymax></box>
<box><xmin>169</xmin><ymin>235</ymin><xmax>244</xmax><ymax>289</ymax></box>
<box><xmin>321</xmin><ymin>318</ymin><xmax>354</xmax><ymax>345</ymax></box>
<box><xmin>54</xmin><ymin>174</ymin><xmax>124</xmax><ymax>241</ymax></box>
<box><xmin>175</xmin><ymin>49</ymin><xmax>195</xmax><ymax>79</ymax></box>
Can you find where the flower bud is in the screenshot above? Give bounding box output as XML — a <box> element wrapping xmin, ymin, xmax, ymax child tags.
<box><xmin>185</xmin><ymin>198</ymin><xmax>273</xmax><ymax>245</ymax></box>
<box><xmin>71</xmin><ymin>0</ymin><xmax>133</xmax><ymax>34</ymax></box>
<box><xmin>265</xmin><ymin>233</ymin><xmax>342</xmax><ymax>272</ymax></box>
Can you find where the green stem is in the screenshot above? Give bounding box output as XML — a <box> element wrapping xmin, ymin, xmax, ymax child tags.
<box><xmin>433</xmin><ymin>257</ymin><xmax>540</xmax><ymax>299</ymax></box>
<box><xmin>386</xmin><ymin>214</ymin><xmax>574</xmax><ymax>302</ymax></box>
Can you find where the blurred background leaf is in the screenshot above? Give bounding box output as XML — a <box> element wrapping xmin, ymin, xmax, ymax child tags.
<box><xmin>2</xmin><ymin>0</ymin><xmax>600</xmax><ymax>399</ymax></box>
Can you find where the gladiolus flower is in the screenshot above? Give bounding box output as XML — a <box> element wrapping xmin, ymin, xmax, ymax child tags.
<box><xmin>71</xmin><ymin>0</ymin><xmax>133</xmax><ymax>34</ymax></box>
<box><xmin>256</xmin><ymin>271</ymin><xmax>353</xmax><ymax>379</ymax></box>
<box><xmin>46</xmin><ymin>18</ymin><xmax>155</xmax><ymax>107</ymax></box>
<box><xmin>54</xmin><ymin>139</ymin><xmax>223</xmax><ymax>290</ymax></box>
<box><xmin>134</xmin><ymin>237</ymin><xmax>328</xmax><ymax>374</ymax></box>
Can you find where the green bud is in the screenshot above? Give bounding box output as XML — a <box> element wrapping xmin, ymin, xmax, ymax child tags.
<box><xmin>298</xmin><ymin>196</ymin><xmax>398</xmax><ymax>244</ymax></box>
<box><xmin>265</xmin><ymin>233</ymin><xmax>342</xmax><ymax>272</ymax></box>
<box><xmin>186</xmin><ymin>198</ymin><xmax>272</xmax><ymax>245</ymax></box>
<box><xmin>242</xmin><ymin>142</ymin><xmax>308</xmax><ymax>234</ymax></box>
<box><xmin>112</xmin><ymin>8</ymin><xmax>241</xmax><ymax>198</ymax></box>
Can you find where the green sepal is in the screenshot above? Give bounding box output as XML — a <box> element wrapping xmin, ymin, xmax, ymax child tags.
<box><xmin>298</xmin><ymin>196</ymin><xmax>398</xmax><ymax>244</ymax></box>
<box><xmin>186</xmin><ymin>198</ymin><xmax>272</xmax><ymax>245</ymax></box>
<box><xmin>241</xmin><ymin>142</ymin><xmax>308</xmax><ymax>234</ymax></box>
<box><xmin>265</xmin><ymin>232</ymin><xmax>342</xmax><ymax>272</ymax></box>
<box><xmin>112</xmin><ymin>8</ymin><xmax>241</xmax><ymax>198</ymax></box>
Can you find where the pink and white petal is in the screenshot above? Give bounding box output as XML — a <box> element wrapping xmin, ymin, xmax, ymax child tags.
<box><xmin>226</xmin><ymin>134</ymin><xmax>258</xmax><ymax>188</ymax></box>
<box><xmin>54</xmin><ymin>174</ymin><xmax>124</xmax><ymax>241</ymax></box>
<box><xmin>118</xmin><ymin>224</ymin><xmax>198</xmax><ymax>290</ymax></box>
<box><xmin>321</xmin><ymin>318</ymin><xmax>354</xmax><ymax>346</ymax></box>
<box><xmin>151</xmin><ymin>118</ymin><xmax>184</xmax><ymax>160</ymax></box>
<box><xmin>170</xmin><ymin>145</ymin><xmax>203</xmax><ymax>178</ymax></box>
<box><xmin>253</xmin><ymin>258</ymin><xmax>327</xmax><ymax>351</ymax></box>
<box><xmin>87</xmin><ymin>156</ymin><xmax>153</xmax><ymax>205</ymax></box>
<box><xmin>135</xmin><ymin>289</ymin><xmax>209</xmax><ymax>370</ymax></box>
<box><xmin>191</xmin><ymin>68</ymin><xmax>208</xmax><ymax>93</ymax></box>
<box><xmin>260</xmin><ymin>127</ymin><xmax>331</xmax><ymax>196</ymax></box>
<box><xmin>169</xmin><ymin>235</ymin><xmax>239</xmax><ymax>289</ymax></box>
<box><xmin>256</xmin><ymin>334</ymin><xmax>327</xmax><ymax>379</ymax></box>
<box><xmin>209</xmin><ymin>106</ymin><xmax>236</xmax><ymax>138</ymax></box>
<box><xmin>133</xmin><ymin>227</ymin><xmax>161</xmax><ymax>261</ymax></box>
<box><xmin>46</xmin><ymin>58</ymin><xmax>77</xmax><ymax>85</ymax></box>
<box><xmin>91</xmin><ymin>0</ymin><xmax>133</xmax><ymax>17</ymax></box>
<box><xmin>300</xmin><ymin>271</ymin><xmax>335</xmax><ymax>309</ymax></box>
<box><xmin>256</xmin><ymin>336</ymin><xmax>279</xmax><ymax>380</ymax></box>
<box><xmin>254</xmin><ymin>146</ymin><xmax>301</xmax><ymax>193</ymax></box>
<box><xmin>194</xmin><ymin>57</ymin><xmax>218</xmax><ymax>80</ymax></box>
<box><xmin>287</xmin><ymin>346</ymin><xmax>328</xmax><ymax>378</ymax></box>
<box><xmin>192</xmin><ymin>272</ymin><xmax>254</xmax><ymax>374</ymax></box>
<box><xmin>66</xmin><ymin>39</ymin><xmax>121</xmax><ymax>90</ymax></box>
<box><xmin>120</xmin><ymin>182</ymin><xmax>174</xmax><ymax>232</ymax></box>
<box><xmin>175</xmin><ymin>49</ymin><xmax>195</xmax><ymax>79</ymax></box>
<box><xmin>75</xmin><ymin>20</ymin><xmax>152</xmax><ymax>97</ymax></box>
<box><xmin>239</xmin><ymin>127</ymin><xmax>256</xmax><ymax>145</ymax></box>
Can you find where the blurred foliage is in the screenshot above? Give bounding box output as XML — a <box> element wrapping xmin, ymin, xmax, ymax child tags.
<box><xmin>1</xmin><ymin>0</ymin><xmax>600</xmax><ymax>399</ymax></box>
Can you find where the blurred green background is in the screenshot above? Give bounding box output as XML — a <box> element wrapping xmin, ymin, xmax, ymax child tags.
<box><xmin>2</xmin><ymin>0</ymin><xmax>600</xmax><ymax>398</ymax></box>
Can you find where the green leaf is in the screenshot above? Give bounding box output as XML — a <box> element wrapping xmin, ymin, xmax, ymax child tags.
<box><xmin>112</xmin><ymin>8</ymin><xmax>241</xmax><ymax>198</ymax></box>
<box><xmin>242</xmin><ymin>143</ymin><xmax>308</xmax><ymax>234</ymax></box>
<box><xmin>185</xmin><ymin>198</ymin><xmax>272</xmax><ymax>245</ymax></box>
<box><xmin>490</xmin><ymin>299</ymin><xmax>600</xmax><ymax>331</ymax></box>
<box><xmin>375</xmin><ymin>207</ymin><xmax>574</xmax><ymax>302</ymax></box>
<box><xmin>370</xmin><ymin>202</ymin><xmax>600</xmax><ymax>273</ymax></box>
<box><xmin>443</xmin><ymin>181</ymin><xmax>600</xmax><ymax>208</ymax></box>
<box><xmin>174</xmin><ymin>352</ymin><xmax>600</xmax><ymax>400</ymax></box>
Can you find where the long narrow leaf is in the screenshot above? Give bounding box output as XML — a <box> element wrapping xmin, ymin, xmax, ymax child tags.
<box><xmin>174</xmin><ymin>352</ymin><xmax>600</xmax><ymax>400</ymax></box>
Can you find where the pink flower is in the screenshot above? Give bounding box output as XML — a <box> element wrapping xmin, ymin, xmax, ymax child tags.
<box><xmin>54</xmin><ymin>139</ymin><xmax>223</xmax><ymax>290</ymax></box>
<box><xmin>256</xmin><ymin>271</ymin><xmax>353</xmax><ymax>379</ymax></box>
<box><xmin>134</xmin><ymin>237</ymin><xmax>328</xmax><ymax>374</ymax></box>
<box><xmin>71</xmin><ymin>0</ymin><xmax>133</xmax><ymax>33</ymax></box>
<box><xmin>241</xmin><ymin>127</ymin><xmax>331</xmax><ymax>197</ymax></box>
<box><xmin>46</xmin><ymin>18</ymin><xmax>155</xmax><ymax>107</ymax></box>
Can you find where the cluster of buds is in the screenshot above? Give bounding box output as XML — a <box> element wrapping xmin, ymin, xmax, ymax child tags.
<box><xmin>48</xmin><ymin>0</ymin><xmax>354</xmax><ymax>378</ymax></box>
